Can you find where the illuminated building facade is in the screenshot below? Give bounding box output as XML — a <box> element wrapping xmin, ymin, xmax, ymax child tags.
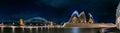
<box><xmin>88</xmin><ymin>13</ymin><xmax>94</xmax><ymax>23</ymax></box>
<box><xmin>49</xmin><ymin>21</ymin><xmax>54</xmax><ymax>27</ymax></box>
<box><xmin>19</xmin><ymin>18</ymin><xmax>24</xmax><ymax>26</ymax></box>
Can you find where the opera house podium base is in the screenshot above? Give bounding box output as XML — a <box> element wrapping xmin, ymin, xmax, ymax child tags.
<box><xmin>64</xmin><ymin>23</ymin><xmax>116</xmax><ymax>28</ymax></box>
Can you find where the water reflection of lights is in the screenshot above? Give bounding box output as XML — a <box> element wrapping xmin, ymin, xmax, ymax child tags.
<box><xmin>29</xmin><ymin>27</ymin><xmax>32</xmax><ymax>33</ymax></box>
<box><xmin>0</xmin><ymin>26</ymin><xmax>64</xmax><ymax>33</ymax></box>
<box><xmin>41</xmin><ymin>27</ymin><xmax>43</xmax><ymax>30</ymax></box>
<box><xmin>100</xmin><ymin>28</ymin><xmax>108</xmax><ymax>33</ymax></box>
<box><xmin>36</xmin><ymin>27</ymin><xmax>38</xmax><ymax>33</ymax></box>
<box><xmin>21</xmin><ymin>26</ymin><xmax>24</xmax><ymax>33</ymax></box>
<box><xmin>1</xmin><ymin>26</ymin><xmax>4</xmax><ymax>33</ymax></box>
<box><xmin>47</xmin><ymin>26</ymin><xmax>50</xmax><ymax>29</ymax></box>
<box><xmin>47</xmin><ymin>27</ymin><xmax>50</xmax><ymax>33</ymax></box>
<box><xmin>11</xmin><ymin>26</ymin><xmax>15</xmax><ymax>33</ymax></box>
<box><xmin>40</xmin><ymin>27</ymin><xmax>43</xmax><ymax>33</ymax></box>
<box><xmin>71</xmin><ymin>27</ymin><xmax>79</xmax><ymax>33</ymax></box>
<box><xmin>22</xmin><ymin>28</ymin><xmax>24</xmax><ymax>33</ymax></box>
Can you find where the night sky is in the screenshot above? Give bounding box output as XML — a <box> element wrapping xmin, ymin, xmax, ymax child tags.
<box><xmin>0</xmin><ymin>0</ymin><xmax>119</xmax><ymax>24</ymax></box>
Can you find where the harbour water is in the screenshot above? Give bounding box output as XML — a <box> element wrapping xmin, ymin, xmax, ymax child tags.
<box><xmin>0</xmin><ymin>27</ymin><xmax>105</xmax><ymax>33</ymax></box>
<box><xmin>0</xmin><ymin>27</ymin><xmax>119</xmax><ymax>33</ymax></box>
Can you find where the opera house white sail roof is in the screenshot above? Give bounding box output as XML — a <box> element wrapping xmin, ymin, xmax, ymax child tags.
<box><xmin>68</xmin><ymin>10</ymin><xmax>87</xmax><ymax>23</ymax></box>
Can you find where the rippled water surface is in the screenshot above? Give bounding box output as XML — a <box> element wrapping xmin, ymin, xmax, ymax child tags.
<box><xmin>0</xmin><ymin>28</ymin><xmax>119</xmax><ymax>33</ymax></box>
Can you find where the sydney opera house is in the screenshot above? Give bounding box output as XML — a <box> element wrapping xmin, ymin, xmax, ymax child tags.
<box><xmin>63</xmin><ymin>10</ymin><xmax>115</xmax><ymax>28</ymax></box>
